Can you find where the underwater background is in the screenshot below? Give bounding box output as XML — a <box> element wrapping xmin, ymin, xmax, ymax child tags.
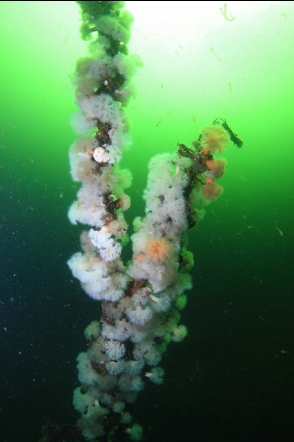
<box><xmin>0</xmin><ymin>1</ymin><xmax>293</xmax><ymax>441</ymax></box>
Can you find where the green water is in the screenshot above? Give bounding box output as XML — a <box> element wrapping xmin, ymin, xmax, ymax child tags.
<box><xmin>0</xmin><ymin>2</ymin><xmax>293</xmax><ymax>441</ymax></box>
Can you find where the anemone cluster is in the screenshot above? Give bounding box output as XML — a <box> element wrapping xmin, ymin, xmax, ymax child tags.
<box><xmin>68</xmin><ymin>2</ymin><xmax>230</xmax><ymax>440</ymax></box>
